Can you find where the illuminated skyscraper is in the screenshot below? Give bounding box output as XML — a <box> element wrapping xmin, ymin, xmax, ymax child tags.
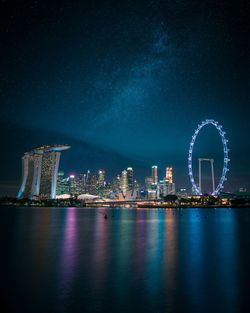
<box><xmin>98</xmin><ymin>170</ymin><xmax>105</xmax><ymax>187</ymax></box>
<box><xmin>69</xmin><ymin>174</ymin><xmax>82</xmax><ymax>195</ymax></box>
<box><xmin>121</xmin><ymin>170</ymin><xmax>128</xmax><ymax>196</ymax></box>
<box><xmin>112</xmin><ymin>174</ymin><xmax>121</xmax><ymax>193</ymax></box>
<box><xmin>79</xmin><ymin>172</ymin><xmax>87</xmax><ymax>193</ymax></box>
<box><xmin>17</xmin><ymin>145</ymin><xmax>70</xmax><ymax>200</ymax></box>
<box><xmin>97</xmin><ymin>170</ymin><xmax>105</xmax><ymax>196</ymax></box>
<box><xmin>152</xmin><ymin>165</ymin><xmax>158</xmax><ymax>184</ymax></box>
<box><xmin>89</xmin><ymin>173</ymin><xmax>97</xmax><ymax>195</ymax></box>
<box><xmin>145</xmin><ymin>176</ymin><xmax>153</xmax><ymax>191</ymax></box>
<box><xmin>57</xmin><ymin>171</ymin><xmax>70</xmax><ymax>195</ymax></box>
<box><xmin>165</xmin><ymin>166</ymin><xmax>175</xmax><ymax>195</ymax></box>
<box><xmin>127</xmin><ymin>167</ymin><xmax>134</xmax><ymax>190</ymax></box>
<box><xmin>166</xmin><ymin>167</ymin><xmax>173</xmax><ymax>183</ymax></box>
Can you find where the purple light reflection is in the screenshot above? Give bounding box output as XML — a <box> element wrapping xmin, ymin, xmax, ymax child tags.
<box><xmin>59</xmin><ymin>208</ymin><xmax>78</xmax><ymax>295</ymax></box>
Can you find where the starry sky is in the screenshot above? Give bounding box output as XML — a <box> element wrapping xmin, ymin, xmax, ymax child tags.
<box><xmin>0</xmin><ymin>0</ymin><xmax>249</xmax><ymax>195</ymax></box>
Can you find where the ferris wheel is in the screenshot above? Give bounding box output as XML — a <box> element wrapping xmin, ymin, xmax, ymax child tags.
<box><xmin>188</xmin><ymin>119</ymin><xmax>230</xmax><ymax>195</ymax></box>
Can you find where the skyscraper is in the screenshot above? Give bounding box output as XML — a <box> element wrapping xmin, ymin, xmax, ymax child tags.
<box><xmin>17</xmin><ymin>145</ymin><xmax>70</xmax><ymax>200</ymax></box>
<box><xmin>88</xmin><ymin>173</ymin><xmax>97</xmax><ymax>195</ymax></box>
<box><xmin>69</xmin><ymin>174</ymin><xmax>81</xmax><ymax>195</ymax></box>
<box><xmin>57</xmin><ymin>171</ymin><xmax>70</xmax><ymax>196</ymax></box>
<box><xmin>166</xmin><ymin>167</ymin><xmax>173</xmax><ymax>183</ymax></box>
<box><xmin>112</xmin><ymin>174</ymin><xmax>121</xmax><ymax>193</ymax></box>
<box><xmin>165</xmin><ymin>166</ymin><xmax>176</xmax><ymax>195</ymax></box>
<box><xmin>152</xmin><ymin>165</ymin><xmax>158</xmax><ymax>184</ymax></box>
<box><xmin>98</xmin><ymin>170</ymin><xmax>105</xmax><ymax>188</ymax></box>
<box><xmin>79</xmin><ymin>172</ymin><xmax>87</xmax><ymax>193</ymax></box>
<box><xmin>145</xmin><ymin>176</ymin><xmax>153</xmax><ymax>191</ymax></box>
<box><xmin>121</xmin><ymin>170</ymin><xmax>128</xmax><ymax>196</ymax></box>
<box><xmin>127</xmin><ymin>167</ymin><xmax>134</xmax><ymax>190</ymax></box>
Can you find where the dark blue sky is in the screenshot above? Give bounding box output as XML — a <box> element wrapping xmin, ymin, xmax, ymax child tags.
<box><xmin>0</xmin><ymin>0</ymin><xmax>249</xmax><ymax>195</ymax></box>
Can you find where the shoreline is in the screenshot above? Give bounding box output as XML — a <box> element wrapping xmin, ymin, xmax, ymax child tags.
<box><xmin>1</xmin><ymin>204</ymin><xmax>250</xmax><ymax>209</ymax></box>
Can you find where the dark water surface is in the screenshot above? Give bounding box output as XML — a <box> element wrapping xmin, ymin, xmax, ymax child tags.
<box><xmin>2</xmin><ymin>207</ymin><xmax>250</xmax><ymax>313</ymax></box>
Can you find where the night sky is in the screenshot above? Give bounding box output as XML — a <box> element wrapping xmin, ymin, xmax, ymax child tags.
<box><xmin>0</xmin><ymin>0</ymin><xmax>249</xmax><ymax>196</ymax></box>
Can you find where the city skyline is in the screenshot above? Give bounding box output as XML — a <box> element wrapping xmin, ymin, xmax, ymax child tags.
<box><xmin>9</xmin><ymin>119</ymin><xmax>243</xmax><ymax>198</ymax></box>
<box><xmin>3</xmin><ymin>115</ymin><xmax>249</xmax><ymax>198</ymax></box>
<box><xmin>0</xmin><ymin>1</ymin><xmax>249</xmax><ymax>195</ymax></box>
<box><xmin>1</xmin><ymin>2</ymin><xmax>249</xmax><ymax>313</ymax></box>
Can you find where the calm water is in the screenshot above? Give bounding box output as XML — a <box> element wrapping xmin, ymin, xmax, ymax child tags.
<box><xmin>2</xmin><ymin>207</ymin><xmax>250</xmax><ymax>313</ymax></box>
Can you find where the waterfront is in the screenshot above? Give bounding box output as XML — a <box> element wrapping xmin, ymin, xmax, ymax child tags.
<box><xmin>2</xmin><ymin>207</ymin><xmax>250</xmax><ymax>313</ymax></box>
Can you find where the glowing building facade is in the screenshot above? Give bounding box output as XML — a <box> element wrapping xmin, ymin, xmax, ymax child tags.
<box><xmin>166</xmin><ymin>167</ymin><xmax>173</xmax><ymax>183</ymax></box>
<box><xmin>127</xmin><ymin>167</ymin><xmax>134</xmax><ymax>190</ymax></box>
<box><xmin>121</xmin><ymin>170</ymin><xmax>128</xmax><ymax>196</ymax></box>
<box><xmin>98</xmin><ymin>170</ymin><xmax>105</xmax><ymax>188</ymax></box>
<box><xmin>152</xmin><ymin>165</ymin><xmax>158</xmax><ymax>184</ymax></box>
<box><xmin>112</xmin><ymin>174</ymin><xmax>121</xmax><ymax>193</ymax></box>
<box><xmin>17</xmin><ymin>145</ymin><xmax>70</xmax><ymax>200</ymax></box>
<box><xmin>88</xmin><ymin>173</ymin><xmax>97</xmax><ymax>195</ymax></box>
<box><xmin>165</xmin><ymin>166</ymin><xmax>175</xmax><ymax>195</ymax></box>
<box><xmin>57</xmin><ymin>171</ymin><xmax>70</xmax><ymax>196</ymax></box>
<box><xmin>145</xmin><ymin>176</ymin><xmax>153</xmax><ymax>191</ymax></box>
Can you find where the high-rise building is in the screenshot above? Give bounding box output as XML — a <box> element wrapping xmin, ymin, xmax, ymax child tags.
<box><xmin>159</xmin><ymin>180</ymin><xmax>167</xmax><ymax>197</ymax></box>
<box><xmin>79</xmin><ymin>172</ymin><xmax>87</xmax><ymax>194</ymax></box>
<box><xmin>145</xmin><ymin>176</ymin><xmax>153</xmax><ymax>191</ymax></box>
<box><xmin>166</xmin><ymin>167</ymin><xmax>173</xmax><ymax>183</ymax></box>
<box><xmin>88</xmin><ymin>173</ymin><xmax>97</xmax><ymax>195</ymax></box>
<box><xmin>57</xmin><ymin>171</ymin><xmax>70</xmax><ymax>196</ymax></box>
<box><xmin>121</xmin><ymin>170</ymin><xmax>128</xmax><ymax>196</ymax></box>
<box><xmin>17</xmin><ymin>145</ymin><xmax>70</xmax><ymax>200</ymax></box>
<box><xmin>112</xmin><ymin>174</ymin><xmax>121</xmax><ymax>193</ymax></box>
<box><xmin>152</xmin><ymin>165</ymin><xmax>158</xmax><ymax>184</ymax></box>
<box><xmin>165</xmin><ymin>166</ymin><xmax>175</xmax><ymax>195</ymax></box>
<box><xmin>98</xmin><ymin>170</ymin><xmax>105</xmax><ymax>188</ymax></box>
<box><xmin>127</xmin><ymin>167</ymin><xmax>134</xmax><ymax>190</ymax></box>
<box><xmin>69</xmin><ymin>174</ymin><xmax>82</xmax><ymax>195</ymax></box>
<box><xmin>97</xmin><ymin>170</ymin><xmax>106</xmax><ymax>196</ymax></box>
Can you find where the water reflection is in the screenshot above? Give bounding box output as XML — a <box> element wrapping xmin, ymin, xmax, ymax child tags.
<box><xmin>164</xmin><ymin>209</ymin><xmax>178</xmax><ymax>311</ymax></box>
<box><xmin>4</xmin><ymin>207</ymin><xmax>249</xmax><ymax>313</ymax></box>
<box><xmin>183</xmin><ymin>209</ymin><xmax>204</xmax><ymax>312</ymax></box>
<box><xmin>91</xmin><ymin>209</ymin><xmax>109</xmax><ymax>293</ymax></box>
<box><xmin>60</xmin><ymin>208</ymin><xmax>78</xmax><ymax>293</ymax></box>
<box><xmin>213</xmin><ymin>209</ymin><xmax>238</xmax><ymax>312</ymax></box>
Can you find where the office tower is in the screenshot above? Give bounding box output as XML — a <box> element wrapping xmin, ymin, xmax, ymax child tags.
<box><xmin>89</xmin><ymin>173</ymin><xmax>97</xmax><ymax>195</ymax></box>
<box><xmin>145</xmin><ymin>176</ymin><xmax>153</xmax><ymax>191</ymax></box>
<box><xmin>165</xmin><ymin>166</ymin><xmax>175</xmax><ymax>195</ymax></box>
<box><xmin>127</xmin><ymin>167</ymin><xmax>134</xmax><ymax>190</ymax></box>
<box><xmin>98</xmin><ymin>170</ymin><xmax>105</xmax><ymax>187</ymax></box>
<box><xmin>69</xmin><ymin>174</ymin><xmax>79</xmax><ymax>195</ymax></box>
<box><xmin>166</xmin><ymin>167</ymin><xmax>173</xmax><ymax>183</ymax></box>
<box><xmin>17</xmin><ymin>145</ymin><xmax>70</xmax><ymax>200</ymax></box>
<box><xmin>121</xmin><ymin>170</ymin><xmax>128</xmax><ymax>196</ymax></box>
<box><xmin>57</xmin><ymin>171</ymin><xmax>70</xmax><ymax>196</ymax></box>
<box><xmin>159</xmin><ymin>180</ymin><xmax>167</xmax><ymax>197</ymax></box>
<box><xmin>96</xmin><ymin>170</ymin><xmax>105</xmax><ymax>196</ymax></box>
<box><xmin>79</xmin><ymin>172</ymin><xmax>87</xmax><ymax>194</ymax></box>
<box><xmin>112</xmin><ymin>174</ymin><xmax>121</xmax><ymax>193</ymax></box>
<box><xmin>152</xmin><ymin>165</ymin><xmax>158</xmax><ymax>184</ymax></box>
<box><xmin>84</xmin><ymin>170</ymin><xmax>91</xmax><ymax>193</ymax></box>
<box><xmin>57</xmin><ymin>171</ymin><xmax>64</xmax><ymax>195</ymax></box>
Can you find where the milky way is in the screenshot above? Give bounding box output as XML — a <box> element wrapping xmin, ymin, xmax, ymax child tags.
<box><xmin>0</xmin><ymin>1</ymin><xmax>249</xmax><ymax>193</ymax></box>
